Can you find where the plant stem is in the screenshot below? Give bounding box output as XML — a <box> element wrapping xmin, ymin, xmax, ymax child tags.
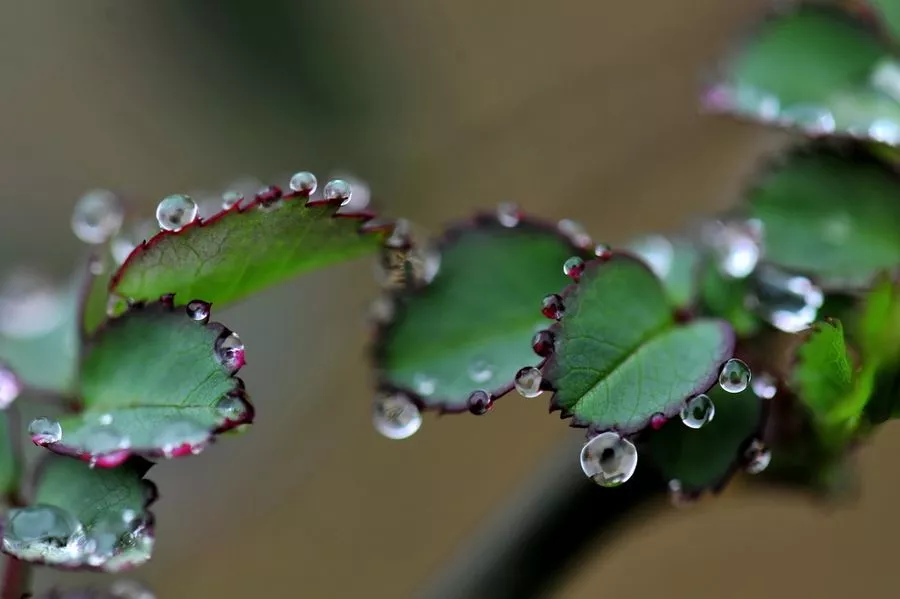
<box><xmin>1</xmin><ymin>556</ymin><xmax>31</xmax><ymax>599</ymax></box>
<box><xmin>420</xmin><ymin>437</ymin><xmax>662</xmax><ymax>599</ymax></box>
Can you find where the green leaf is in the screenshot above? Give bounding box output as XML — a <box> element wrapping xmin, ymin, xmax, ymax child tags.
<box><xmin>37</xmin><ymin>297</ymin><xmax>252</xmax><ymax>464</ymax></box>
<box><xmin>746</xmin><ymin>145</ymin><xmax>900</xmax><ymax>289</ymax></box>
<box><xmin>2</xmin><ymin>456</ymin><xmax>156</xmax><ymax>571</ymax></box>
<box><xmin>867</xmin><ymin>0</ymin><xmax>900</xmax><ymax>41</ymax></box>
<box><xmin>0</xmin><ymin>411</ymin><xmax>20</xmax><ymax>497</ymax></box>
<box><xmin>375</xmin><ymin>215</ymin><xmax>589</xmax><ymax>412</ymax></box>
<box><xmin>640</xmin><ymin>386</ymin><xmax>763</xmax><ymax>493</ymax></box>
<box><xmin>707</xmin><ymin>5</ymin><xmax>900</xmax><ymax>142</ymax></box>
<box><xmin>627</xmin><ymin>235</ymin><xmax>700</xmax><ymax>309</ymax></box>
<box><xmin>111</xmin><ymin>189</ymin><xmax>390</xmax><ymax>307</ymax></box>
<box><xmin>80</xmin><ymin>253</ymin><xmax>114</xmax><ymax>337</ymax></box>
<box><xmin>856</xmin><ymin>275</ymin><xmax>900</xmax><ymax>364</ymax></box>
<box><xmin>544</xmin><ymin>255</ymin><xmax>735</xmax><ymax>433</ymax></box>
<box><xmin>699</xmin><ymin>262</ymin><xmax>760</xmax><ymax>337</ymax></box>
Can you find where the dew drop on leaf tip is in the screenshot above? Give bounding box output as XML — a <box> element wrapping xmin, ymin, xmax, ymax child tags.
<box><xmin>531</xmin><ymin>330</ymin><xmax>554</xmax><ymax>357</ymax></box>
<box><xmin>289</xmin><ymin>171</ymin><xmax>318</xmax><ymax>195</ymax></box>
<box><xmin>744</xmin><ymin>439</ymin><xmax>771</xmax><ymax>475</ymax></box>
<box><xmin>514</xmin><ymin>366</ymin><xmax>543</xmax><ymax>398</ymax></box>
<box><xmin>563</xmin><ymin>256</ymin><xmax>585</xmax><ymax>281</ymax></box>
<box><xmin>214</xmin><ymin>331</ymin><xmax>245</xmax><ymax>372</ymax></box>
<box><xmin>71</xmin><ymin>189</ymin><xmax>125</xmax><ymax>245</ymax></box>
<box><xmin>155</xmin><ymin>194</ymin><xmax>198</xmax><ymax>232</ymax></box>
<box><xmin>681</xmin><ymin>394</ymin><xmax>714</xmax><ymax>429</ymax></box>
<box><xmin>467</xmin><ymin>389</ymin><xmax>493</xmax><ymax>415</ymax></box>
<box><xmin>185</xmin><ymin>299</ymin><xmax>211</xmax><ymax>323</ymax></box>
<box><xmin>323</xmin><ymin>179</ymin><xmax>353</xmax><ymax>205</ymax></box>
<box><xmin>28</xmin><ymin>416</ymin><xmax>62</xmax><ymax>445</ymax></box>
<box><xmin>221</xmin><ymin>190</ymin><xmax>244</xmax><ymax>210</ymax></box>
<box><xmin>558</xmin><ymin>219</ymin><xmax>592</xmax><ymax>249</ymax></box>
<box><xmin>580</xmin><ymin>432</ymin><xmax>638</xmax><ymax>487</ymax></box>
<box><xmin>496</xmin><ymin>202</ymin><xmax>521</xmax><ymax>228</ymax></box>
<box><xmin>541</xmin><ymin>293</ymin><xmax>565</xmax><ymax>321</ymax></box>
<box><xmin>718</xmin><ymin>358</ymin><xmax>750</xmax><ymax>394</ymax></box>
<box><xmin>373</xmin><ymin>392</ymin><xmax>422</xmax><ymax>440</ymax></box>
<box><xmin>215</xmin><ymin>393</ymin><xmax>248</xmax><ymax>422</ymax></box>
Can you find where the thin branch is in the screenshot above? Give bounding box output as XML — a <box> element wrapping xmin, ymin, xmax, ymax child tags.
<box><xmin>1</xmin><ymin>556</ymin><xmax>31</xmax><ymax>599</ymax></box>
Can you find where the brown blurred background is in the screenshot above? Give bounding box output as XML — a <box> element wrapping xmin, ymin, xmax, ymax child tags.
<box><xmin>2</xmin><ymin>0</ymin><xmax>899</xmax><ymax>597</ymax></box>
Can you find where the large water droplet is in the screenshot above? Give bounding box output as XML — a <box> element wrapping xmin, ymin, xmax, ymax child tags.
<box><xmin>580</xmin><ymin>432</ymin><xmax>638</xmax><ymax>487</ymax></box>
<box><xmin>185</xmin><ymin>299</ymin><xmax>211</xmax><ymax>323</ymax></box>
<box><xmin>29</xmin><ymin>417</ymin><xmax>63</xmax><ymax>445</ymax></box>
<box><xmin>514</xmin><ymin>366</ymin><xmax>543</xmax><ymax>398</ymax></box>
<box><xmin>531</xmin><ymin>330</ymin><xmax>555</xmax><ymax>357</ymax></box>
<box><xmin>0</xmin><ymin>270</ymin><xmax>64</xmax><ymax>338</ymax></box>
<box><xmin>413</xmin><ymin>373</ymin><xmax>436</xmax><ymax>397</ymax></box>
<box><xmin>215</xmin><ymin>331</ymin><xmax>245</xmax><ymax>373</ymax></box>
<box><xmin>82</xmin><ymin>424</ymin><xmax>130</xmax><ymax>456</ymax></box>
<box><xmin>289</xmin><ymin>171</ymin><xmax>318</xmax><ymax>195</ymax></box>
<box><xmin>751</xmin><ymin>371</ymin><xmax>777</xmax><ymax>399</ymax></box>
<box><xmin>373</xmin><ymin>392</ymin><xmax>421</xmax><ymax>440</ymax></box>
<box><xmin>3</xmin><ymin>504</ymin><xmax>86</xmax><ymax>565</ymax></box>
<box><xmin>153</xmin><ymin>419</ymin><xmax>209</xmax><ymax>457</ymax></box>
<box><xmin>558</xmin><ymin>219</ymin><xmax>592</xmax><ymax>249</ymax></box>
<box><xmin>323</xmin><ymin>179</ymin><xmax>352</xmax><ymax>205</ymax></box>
<box><xmin>563</xmin><ymin>256</ymin><xmax>585</xmax><ymax>281</ymax></box>
<box><xmin>541</xmin><ymin>294</ymin><xmax>565</xmax><ymax>320</ymax></box>
<box><xmin>496</xmin><ymin>202</ymin><xmax>521</xmax><ymax>228</ymax></box>
<box><xmin>215</xmin><ymin>393</ymin><xmax>250</xmax><ymax>422</ymax></box>
<box><xmin>719</xmin><ymin>358</ymin><xmax>751</xmax><ymax>393</ymax></box>
<box><xmin>155</xmin><ymin>194</ymin><xmax>198</xmax><ymax>231</ymax></box>
<box><xmin>744</xmin><ymin>439</ymin><xmax>771</xmax><ymax>475</ymax></box>
<box><xmin>704</xmin><ymin>220</ymin><xmax>762</xmax><ymax>279</ymax></box>
<box><xmin>681</xmin><ymin>394</ymin><xmax>715</xmax><ymax>429</ymax></box>
<box><xmin>467</xmin><ymin>389</ymin><xmax>493</xmax><ymax>415</ymax></box>
<box><xmin>468</xmin><ymin>359</ymin><xmax>494</xmax><ymax>384</ymax></box>
<box><xmin>71</xmin><ymin>189</ymin><xmax>125</xmax><ymax>244</ymax></box>
<box><xmin>629</xmin><ymin>235</ymin><xmax>674</xmax><ymax>279</ymax></box>
<box><xmin>749</xmin><ymin>266</ymin><xmax>823</xmax><ymax>333</ymax></box>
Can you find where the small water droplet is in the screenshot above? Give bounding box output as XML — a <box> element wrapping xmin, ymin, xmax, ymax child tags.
<box><xmin>467</xmin><ymin>389</ymin><xmax>493</xmax><ymax>415</ymax></box>
<box><xmin>155</xmin><ymin>194</ymin><xmax>198</xmax><ymax>232</ymax></box>
<box><xmin>563</xmin><ymin>256</ymin><xmax>585</xmax><ymax>281</ymax></box>
<box><xmin>413</xmin><ymin>373</ymin><xmax>436</xmax><ymax>396</ymax></box>
<box><xmin>214</xmin><ymin>331</ymin><xmax>245</xmax><ymax>372</ymax></box>
<box><xmin>373</xmin><ymin>392</ymin><xmax>421</xmax><ymax>440</ymax></box>
<box><xmin>594</xmin><ymin>243</ymin><xmax>612</xmax><ymax>259</ymax></box>
<box><xmin>215</xmin><ymin>393</ymin><xmax>249</xmax><ymax>422</ymax></box>
<box><xmin>558</xmin><ymin>219</ymin><xmax>592</xmax><ymax>249</ymax></box>
<box><xmin>780</xmin><ymin>104</ymin><xmax>836</xmax><ymax>135</ymax></box>
<box><xmin>744</xmin><ymin>439</ymin><xmax>771</xmax><ymax>475</ymax></box>
<box><xmin>323</xmin><ymin>179</ymin><xmax>353</xmax><ymax>205</ymax></box>
<box><xmin>749</xmin><ymin>266</ymin><xmax>823</xmax><ymax>333</ymax></box>
<box><xmin>85</xmin><ymin>509</ymin><xmax>139</xmax><ymax>565</ymax></box>
<box><xmin>629</xmin><ymin>235</ymin><xmax>674</xmax><ymax>279</ymax></box>
<box><xmin>289</xmin><ymin>171</ymin><xmax>318</xmax><ymax>195</ymax></box>
<box><xmin>681</xmin><ymin>394</ymin><xmax>715</xmax><ymax>429</ymax></box>
<box><xmin>82</xmin><ymin>424</ymin><xmax>130</xmax><ymax>456</ymax></box>
<box><xmin>650</xmin><ymin>413</ymin><xmax>667</xmax><ymax>430</ymax></box>
<box><xmin>531</xmin><ymin>330</ymin><xmax>555</xmax><ymax>357</ymax></box>
<box><xmin>580</xmin><ymin>432</ymin><xmax>638</xmax><ymax>487</ymax></box>
<box><xmin>468</xmin><ymin>359</ymin><xmax>494</xmax><ymax>384</ymax></box>
<box><xmin>186</xmin><ymin>299</ymin><xmax>211</xmax><ymax>323</ymax></box>
<box><xmin>97</xmin><ymin>413</ymin><xmax>113</xmax><ymax>426</ymax></box>
<box><xmin>514</xmin><ymin>366</ymin><xmax>543</xmax><ymax>398</ymax></box>
<box><xmin>71</xmin><ymin>189</ymin><xmax>125</xmax><ymax>244</ymax></box>
<box><xmin>153</xmin><ymin>419</ymin><xmax>209</xmax><ymax>457</ymax></box>
<box><xmin>719</xmin><ymin>358</ymin><xmax>751</xmax><ymax>393</ymax></box>
<box><xmin>541</xmin><ymin>294</ymin><xmax>565</xmax><ymax>320</ymax></box>
<box><xmin>29</xmin><ymin>417</ymin><xmax>62</xmax><ymax>445</ymax></box>
<box><xmin>751</xmin><ymin>371</ymin><xmax>777</xmax><ymax>399</ymax></box>
<box><xmin>254</xmin><ymin>185</ymin><xmax>283</xmax><ymax>211</ymax></box>
<box><xmin>221</xmin><ymin>190</ymin><xmax>244</xmax><ymax>210</ymax></box>
<box><xmin>496</xmin><ymin>202</ymin><xmax>521</xmax><ymax>228</ymax></box>
<box><xmin>732</xmin><ymin>83</ymin><xmax>780</xmax><ymax>121</ymax></box>
<box><xmin>704</xmin><ymin>220</ymin><xmax>762</xmax><ymax>279</ymax></box>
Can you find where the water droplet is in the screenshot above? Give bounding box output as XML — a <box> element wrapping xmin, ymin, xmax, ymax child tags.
<box><xmin>563</xmin><ymin>256</ymin><xmax>585</xmax><ymax>281</ymax></box>
<box><xmin>629</xmin><ymin>235</ymin><xmax>674</xmax><ymax>279</ymax></box>
<box><xmin>71</xmin><ymin>189</ymin><xmax>125</xmax><ymax>244</ymax></box>
<box><xmin>496</xmin><ymin>202</ymin><xmax>521</xmax><ymax>227</ymax></box>
<box><xmin>514</xmin><ymin>366</ymin><xmax>543</xmax><ymax>398</ymax></box>
<box><xmin>744</xmin><ymin>439</ymin><xmax>771</xmax><ymax>475</ymax></box>
<box><xmin>751</xmin><ymin>371</ymin><xmax>777</xmax><ymax>399</ymax></box>
<box><xmin>3</xmin><ymin>504</ymin><xmax>85</xmax><ymax>565</ymax></box>
<box><xmin>468</xmin><ymin>359</ymin><xmax>494</xmax><ymax>384</ymax></box>
<box><xmin>323</xmin><ymin>179</ymin><xmax>352</xmax><ymax>205</ymax></box>
<box><xmin>467</xmin><ymin>389</ymin><xmax>493</xmax><ymax>415</ymax></box>
<box><xmin>580</xmin><ymin>432</ymin><xmax>638</xmax><ymax>487</ymax></box>
<box><xmin>214</xmin><ymin>331</ymin><xmax>245</xmax><ymax>372</ymax></box>
<box><xmin>780</xmin><ymin>104</ymin><xmax>836</xmax><ymax>135</ymax></box>
<box><xmin>97</xmin><ymin>413</ymin><xmax>113</xmax><ymax>426</ymax></box>
<box><xmin>541</xmin><ymin>294</ymin><xmax>565</xmax><ymax>320</ymax></box>
<box><xmin>558</xmin><ymin>219</ymin><xmax>592</xmax><ymax>249</ymax></box>
<box><xmin>215</xmin><ymin>393</ymin><xmax>249</xmax><ymax>422</ymax></box>
<box><xmin>413</xmin><ymin>373</ymin><xmax>436</xmax><ymax>397</ymax></box>
<box><xmin>870</xmin><ymin>57</ymin><xmax>900</xmax><ymax>102</ymax></box>
<box><xmin>704</xmin><ymin>220</ymin><xmax>762</xmax><ymax>279</ymax></box>
<box><xmin>373</xmin><ymin>392</ymin><xmax>422</xmax><ymax>440</ymax></box>
<box><xmin>719</xmin><ymin>358</ymin><xmax>751</xmax><ymax>393</ymax></box>
<box><xmin>531</xmin><ymin>330</ymin><xmax>555</xmax><ymax>357</ymax></box>
<box><xmin>155</xmin><ymin>194</ymin><xmax>198</xmax><ymax>231</ymax></box>
<box><xmin>82</xmin><ymin>424</ymin><xmax>130</xmax><ymax>456</ymax></box>
<box><xmin>0</xmin><ymin>270</ymin><xmax>64</xmax><ymax>338</ymax></box>
<box><xmin>186</xmin><ymin>299</ymin><xmax>211</xmax><ymax>323</ymax></box>
<box><xmin>749</xmin><ymin>266</ymin><xmax>823</xmax><ymax>333</ymax></box>
<box><xmin>110</xmin><ymin>580</ymin><xmax>156</xmax><ymax>599</ymax></box>
<box><xmin>681</xmin><ymin>394</ymin><xmax>715</xmax><ymax>429</ymax></box>
<box><xmin>29</xmin><ymin>417</ymin><xmax>63</xmax><ymax>445</ymax></box>
<box><xmin>254</xmin><ymin>185</ymin><xmax>283</xmax><ymax>211</ymax></box>
<box><xmin>221</xmin><ymin>190</ymin><xmax>244</xmax><ymax>210</ymax></box>
<box><xmin>594</xmin><ymin>243</ymin><xmax>612</xmax><ymax>259</ymax></box>
<box><xmin>650</xmin><ymin>413</ymin><xmax>667</xmax><ymax>430</ymax></box>
<box><xmin>153</xmin><ymin>419</ymin><xmax>209</xmax><ymax>457</ymax></box>
<box><xmin>85</xmin><ymin>509</ymin><xmax>139</xmax><ymax>565</ymax></box>
<box><xmin>0</xmin><ymin>363</ymin><xmax>21</xmax><ymax>409</ymax></box>
<box><xmin>289</xmin><ymin>171</ymin><xmax>318</xmax><ymax>195</ymax></box>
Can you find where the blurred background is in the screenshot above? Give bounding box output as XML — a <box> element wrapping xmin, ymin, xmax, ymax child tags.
<box><xmin>2</xmin><ymin>0</ymin><xmax>900</xmax><ymax>597</ymax></box>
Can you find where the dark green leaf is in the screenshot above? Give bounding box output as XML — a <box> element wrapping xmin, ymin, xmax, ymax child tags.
<box><xmin>376</xmin><ymin>215</ymin><xmax>589</xmax><ymax>412</ymax></box>
<box><xmin>746</xmin><ymin>145</ymin><xmax>900</xmax><ymax>289</ymax></box>
<box><xmin>640</xmin><ymin>386</ymin><xmax>763</xmax><ymax>493</ymax></box>
<box><xmin>544</xmin><ymin>255</ymin><xmax>734</xmax><ymax>433</ymax></box>
<box><xmin>707</xmin><ymin>5</ymin><xmax>900</xmax><ymax>142</ymax></box>
<box><xmin>627</xmin><ymin>235</ymin><xmax>700</xmax><ymax>309</ymax></box>
<box><xmin>111</xmin><ymin>189</ymin><xmax>390</xmax><ymax>307</ymax></box>
<box><xmin>36</xmin><ymin>298</ymin><xmax>252</xmax><ymax>464</ymax></box>
<box><xmin>1</xmin><ymin>456</ymin><xmax>156</xmax><ymax>571</ymax></box>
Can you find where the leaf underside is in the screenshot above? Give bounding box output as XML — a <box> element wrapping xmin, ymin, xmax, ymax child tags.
<box><xmin>746</xmin><ymin>145</ymin><xmax>900</xmax><ymax>289</ymax></box>
<box><xmin>41</xmin><ymin>299</ymin><xmax>251</xmax><ymax>464</ymax></box>
<box><xmin>709</xmin><ymin>5</ymin><xmax>900</xmax><ymax>141</ymax></box>
<box><xmin>376</xmin><ymin>215</ymin><xmax>589</xmax><ymax>412</ymax></box>
<box><xmin>544</xmin><ymin>255</ymin><xmax>735</xmax><ymax>433</ymax></box>
<box><xmin>641</xmin><ymin>386</ymin><xmax>763</xmax><ymax>493</ymax></box>
<box><xmin>111</xmin><ymin>191</ymin><xmax>390</xmax><ymax>308</ymax></box>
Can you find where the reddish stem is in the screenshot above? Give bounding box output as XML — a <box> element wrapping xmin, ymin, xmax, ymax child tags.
<box><xmin>1</xmin><ymin>555</ymin><xmax>31</xmax><ymax>599</ymax></box>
